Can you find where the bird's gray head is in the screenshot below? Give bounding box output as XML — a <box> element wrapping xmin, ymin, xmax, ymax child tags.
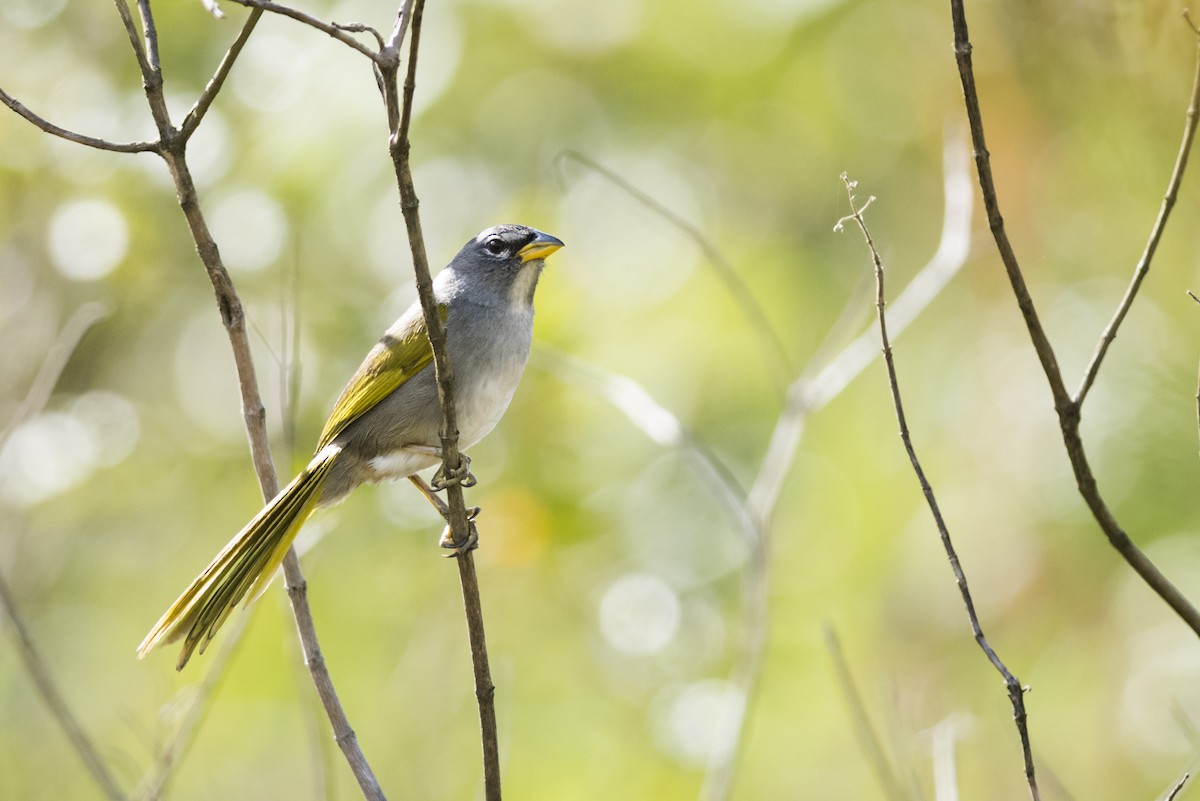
<box><xmin>437</xmin><ymin>225</ymin><xmax>564</xmax><ymax>308</ymax></box>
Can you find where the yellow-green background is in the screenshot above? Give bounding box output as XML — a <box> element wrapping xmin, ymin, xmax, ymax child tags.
<box><xmin>2</xmin><ymin>0</ymin><xmax>1200</xmax><ymax>799</ymax></box>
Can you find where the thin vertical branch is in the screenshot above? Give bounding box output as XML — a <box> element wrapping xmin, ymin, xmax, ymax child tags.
<box><xmin>380</xmin><ymin>0</ymin><xmax>501</xmax><ymax>797</ymax></box>
<box><xmin>949</xmin><ymin>0</ymin><xmax>1200</xmax><ymax>638</ymax></box>
<box><xmin>0</xmin><ymin>304</ymin><xmax>123</xmax><ymax>801</ymax></box>
<box><xmin>838</xmin><ymin>175</ymin><xmax>1040</xmax><ymax>801</ymax></box>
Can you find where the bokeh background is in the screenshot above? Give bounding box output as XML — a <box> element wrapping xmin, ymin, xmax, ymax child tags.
<box><xmin>3</xmin><ymin>0</ymin><xmax>1200</xmax><ymax>798</ymax></box>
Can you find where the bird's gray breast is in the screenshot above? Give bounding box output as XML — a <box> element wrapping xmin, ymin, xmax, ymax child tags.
<box><xmin>448</xmin><ymin>299</ymin><xmax>534</xmax><ymax>449</ymax></box>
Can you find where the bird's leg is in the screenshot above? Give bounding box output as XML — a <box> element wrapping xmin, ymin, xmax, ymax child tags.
<box><xmin>407</xmin><ymin>475</ymin><xmax>481</xmax><ymax>555</ymax></box>
<box><xmin>403</xmin><ymin>445</ymin><xmax>478</xmax><ymax>490</ymax></box>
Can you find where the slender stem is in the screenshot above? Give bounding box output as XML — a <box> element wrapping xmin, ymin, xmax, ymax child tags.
<box><xmin>222</xmin><ymin>0</ymin><xmax>384</xmax><ymax>63</ymax></box>
<box><xmin>180</xmin><ymin>8</ymin><xmax>264</xmax><ymax>141</ymax></box>
<box><xmin>948</xmin><ymin>0</ymin><xmax>1200</xmax><ymax>638</ymax></box>
<box><xmin>839</xmin><ymin>176</ymin><xmax>1041</xmax><ymax>801</ymax></box>
<box><xmin>1075</xmin><ymin>30</ymin><xmax>1200</xmax><ymax>405</ymax></box>
<box><xmin>0</xmin><ymin>86</ymin><xmax>157</xmax><ymax>153</ymax></box>
<box><xmin>385</xmin><ymin>1</ymin><xmax>501</xmax><ymax>796</ymax></box>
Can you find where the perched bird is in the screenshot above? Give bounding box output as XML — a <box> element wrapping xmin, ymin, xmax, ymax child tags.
<box><xmin>139</xmin><ymin>224</ymin><xmax>564</xmax><ymax>669</ymax></box>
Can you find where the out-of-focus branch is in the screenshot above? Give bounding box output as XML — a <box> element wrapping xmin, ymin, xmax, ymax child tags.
<box><xmin>380</xmin><ymin>1</ymin><xmax>500</xmax><ymax>796</ymax></box>
<box><xmin>950</xmin><ymin>0</ymin><xmax>1200</xmax><ymax>637</ymax></box>
<box><xmin>554</xmin><ymin>150</ymin><xmax>793</xmax><ymax>394</ymax></box>
<box><xmin>0</xmin><ymin>303</ymin><xmax>122</xmax><ymax>801</ymax></box>
<box><xmin>824</xmin><ymin>627</ymin><xmax>910</xmax><ymax>801</ymax></box>
<box><xmin>1075</xmin><ymin>22</ymin><xmax>1200</xmax><ymax>405</ymax></box>
<box><xmin>838</xmin><ymin>174</ymin><xmax>1040</xmax><ymax>801</ymax></box>
<box><xmin>134</xmin><ymin>613</ymin><xmax>251</xmax><ymax>801</ymax></box>
<box><xmin>541</xmin><ymin>135</ymin><xmax>970</xmax><ymax>801</ymax></box>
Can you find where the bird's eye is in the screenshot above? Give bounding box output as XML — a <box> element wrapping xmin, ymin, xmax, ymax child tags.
<box><xmin>484</xmin><ymin>237</ymin><xmax>506</xmax><ymax>256</ymax></box>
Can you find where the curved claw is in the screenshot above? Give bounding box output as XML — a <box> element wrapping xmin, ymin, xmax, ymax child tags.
<box><xmin>438</xmin><ymin>519</ymin><xmax>479</xmax><ymax>556</ymax></box>
<box><xmin>431</xmin><ymin>454</ymin><xmax>476</xmax><ymax>491</ymax></box>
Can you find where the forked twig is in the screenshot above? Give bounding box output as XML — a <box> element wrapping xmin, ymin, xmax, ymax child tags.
<box><xmin>949</xmin><ymin>0</ymin><xmax>1200</xmax><ymax>637</ymax></box>
<box><xmin>1076</xmin><ymin>21</ymin><xmax>1200</xmax><ymax>405</ymax></box>
<box><xmin>108</xmin><ymin>0</ymin><xmax>386</xmax><ymax>795</ymax></box>
<box><xmin>837</xmin><ymin>174</ymin><xmax>1040</xmax><ymax>801</ymax></box>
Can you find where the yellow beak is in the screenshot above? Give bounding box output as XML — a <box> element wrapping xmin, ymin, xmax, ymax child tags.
<box><xmin>518</xmin><ymin>230</ymin><xmax>565</xmax><ymax>263</ymax></box>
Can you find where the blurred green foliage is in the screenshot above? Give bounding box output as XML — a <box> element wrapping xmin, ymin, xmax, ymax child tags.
<box><xmin>2</xmin><ymin>0</ymin><xmax>1200</xmax><ymax>799</ymax></box>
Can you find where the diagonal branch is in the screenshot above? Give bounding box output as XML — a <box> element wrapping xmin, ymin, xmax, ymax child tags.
<box><xmin>949</xmin><ymin>0</ymin><xmax>1200</xmax><ymax>638</ymax></box>
<box><xmin>180</xmin><ymin>8</ymin><xmax>264</xmax><ymax>140</ymax></box>
<box><xmin>838</xmin><ymin>174</ymin><xmax>1041</xmax><ymax>801</ymax></box>
<box><xmin>0</xmin><ymin>86</ymin><xmax>157</xmax><ymax>153</ymax></box>
<box><xmin>0</xmin><ymin>303</ymin><xmax>122</xmax><ymax>801</ymax></box>
<box><xmin>1075</xmin><ymin>25</ymin><xmax>1200</xmax><ymax>405</ymax></box>
<box><xmin>109</xmin><ymin>2</ymin><xmax>385</xmax><ymax>796</ymax></box>
<box><xmin>554</xmin><ymin>150</ymin><xmax>794</xmax><ymax>394</ymax></box>
<box><xmin>222</xmin><ymin>0</ymin><xmax>385</xmax><ymax>63</ymax></box>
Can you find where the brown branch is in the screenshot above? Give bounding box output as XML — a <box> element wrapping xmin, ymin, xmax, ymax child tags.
<box><xmin>949</xmin><ymin>0</ymin><xmax>1200</xmax><ymax>637</ymax></box>
<box><xmin>108</xmin><ymin>2</ymin><xmax>385</xmax><ymax>796</ymax></box>
<box><xmin>382</xmin><ymin>1</ymin><xmax>500</xmax><ymax>796</ymax></box>
<box><xmin>222</xmin><ymin>0</ymin><xmax>385</xmax><ymax>63</ymax></box>
<box><xmin>0</xmin><ymin>304</ymin><xmax>123</xmax><ymax>801</ymax></box>
<box><xmin>1075</xmin><ymin>25</ymin><xmax>1200</xmax><ymax>405</ymax></box>
<box><xmin>0</xmin><ymin>86</ymin><xmax>156</xmax><ymax>153</ymax></box>
<box><xmin>180</xmin><ymin>8</ymin><xmax>264</xmax><ymax>140</ymax></box>
<box><xmin>838</xmin><ymin>175</ymin><xmax>1041</xmax><ymax>801</ymax></box>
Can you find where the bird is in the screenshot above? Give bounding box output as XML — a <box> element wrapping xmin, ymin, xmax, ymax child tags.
<box><xmin>138</xmin><ymin>224</ymin><xmax>564</xmax><ymax>669</ymax></box>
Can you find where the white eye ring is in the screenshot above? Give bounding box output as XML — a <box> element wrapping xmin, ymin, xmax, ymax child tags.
<box><xmin>484</xmin><ymin>237</ymin><xmax>506</xmax><ymax>256</ymax></box>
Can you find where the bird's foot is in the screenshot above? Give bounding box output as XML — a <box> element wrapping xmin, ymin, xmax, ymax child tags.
<box><xmin>439</xmin><ymin>508</ymin><xmax>481</xmax><ymax>556</ymax></box>
<box><xmin>431</xmin><ymin>454</ymin><xmax>476</xmax><ymax>490</ymax></box>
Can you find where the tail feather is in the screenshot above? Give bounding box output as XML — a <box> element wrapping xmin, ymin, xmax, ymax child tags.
<box><xmin>138</xmin><ymin>445</ymin><xmax>341</xmax><ymax>670</ymax></box>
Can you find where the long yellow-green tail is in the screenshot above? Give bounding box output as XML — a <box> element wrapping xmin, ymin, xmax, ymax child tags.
<box><xmin>138</xmin><ymin>445</ymin><xmax>342</xmax><ymax>670</ymax></box>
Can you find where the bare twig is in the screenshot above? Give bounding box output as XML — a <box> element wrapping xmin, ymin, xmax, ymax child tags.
<box><xmin>0</xmin><ymin>86</ymin><xmax>156</xmax><ymax>153</ymax></box>
<box><xmin>0</xmin><ymin>304</ymin><xmax>122</xmax><ymax>801</ymax></box>
<box><xmin>1075</xmin><ymin>25</ymin><xmax>1200</xmax><ymax>405</ymax></box>
<box><xmin>381</xmin><ymin>1</ymin><xmax>500</xmax><ymax>797</ymax></box>
<box><xmin>824</xmin><ymin>627</ymin><xmax>909</xmax><ymax>801</ymax></box>
<box><xmin>134</xmin><ymin>613</ymin><xmax>251</xmax><ymax>801</ymax></box>
<box><xmin>838</xmin><ymin>174</ymin><xmax>1040</xmax><ymax>801</ymax></box>
<box><xmin>949</xmin><ymin>0</ymin><xmax>1200</xmax><ymax>638</ymax></box>
<box><xmin>222</xmin><ymin>0</ymin><xmax>384</xmax><ymax>63</ymax></box>
<box><xmin>180</xmin><ymin>8</ymin><xmax>264</xmax><ymax>140</ymax></box>
<box><xmin>749</xmin><ymin>134</ymin><xmax>972</xmax><ymax>529</ymax></box>
<box><xmin>554</xmin><ymin>150</ymin><xmax>794</xmax><ymax>394</ymax></box>
<box><xmin>1166</xmin><ymin>772</ymin><xmax>1191</xmax><ymax>801</ymax></box>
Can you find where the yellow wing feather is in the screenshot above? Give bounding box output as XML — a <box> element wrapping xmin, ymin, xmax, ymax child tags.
<box><xmin>315</xmin><ymin>304</ymin><xmax>446</xmax><ymax>451</ymax></box>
